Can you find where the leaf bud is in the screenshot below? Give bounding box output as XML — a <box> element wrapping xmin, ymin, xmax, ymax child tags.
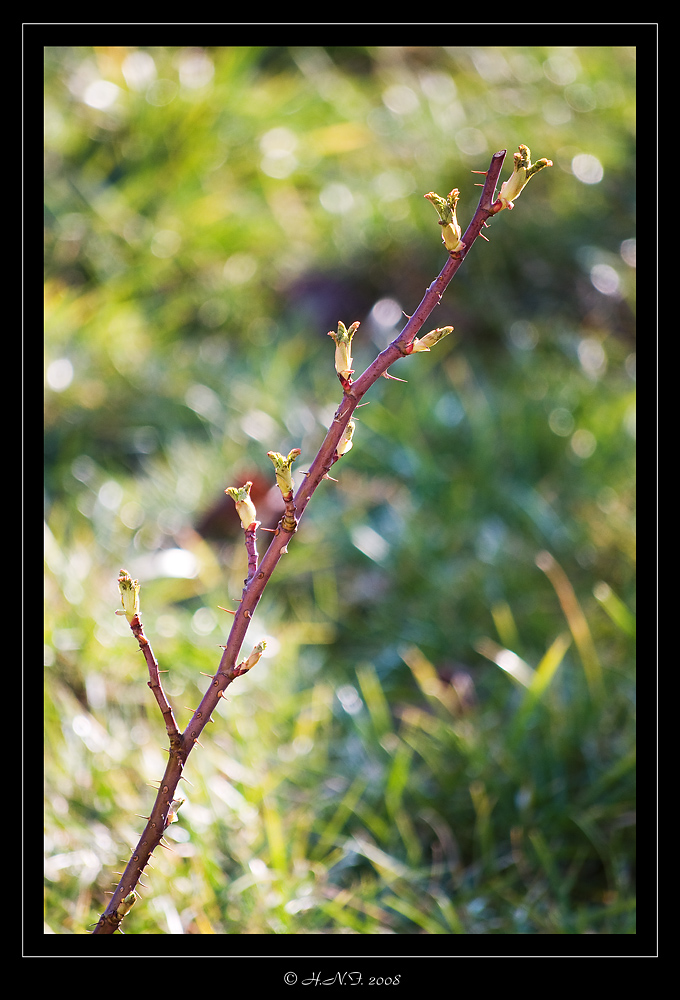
<box><xmin>410</xmin><ymin>326</ymin><xmax>454</xmax><ymax>353</ymax></box>
<box><xmin>267</xmin><ymin>448</ymin><xmax>302</xmax><ymax>497</ymax></box>
<box><xmin>328</xmin><ymin>321</ymin><xmax>360</xmax><ymax>379</ymax></box>
<box><xmin>424</xmin><ymin>188</ymin><xmax>465</xmax><ymax>254</ymax></box>
<box><xmin>225</xmin><ymin>482</ymin><xmax>258</xmax><ymax>529</ymax></box>
<box><xmin>238</xmin><ymin>639</ymin><xmax>267</xmax><ymax>673</ymax></box>
<box><xmin>496</xmin><ymin>144</ymin><xmax>553</xmax><ymax>211</ymax></box>
<box><xmin>116</xmin><ymin>569</ymin><xmax>140</xmax><ymax>623</ymax></box>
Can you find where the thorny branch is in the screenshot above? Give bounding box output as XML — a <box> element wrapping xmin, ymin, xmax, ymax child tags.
<box><xmin>93</xmin><ymin>149</ymin><xmax>519</xmax><ymax>933</ymax></box>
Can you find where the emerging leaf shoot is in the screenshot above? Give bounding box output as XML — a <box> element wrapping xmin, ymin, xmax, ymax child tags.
<box><xmin>116</xmin><ymin>569</ymin><xmax>140</xmax><ymax>623</ymax></box>
<box><xmin>337</xmin><ymin>419</ymin><xmax>355</xmax><ymax>457</ymax></box>
<box><xmin>238</xmin><ymin>640</ymin><xmax>267</xmax><ymax>674</ymax></box>
<box><xmin>225</xmin><ymin>482</ymin><xmax>258</xmax><ymax>529</ymax></box>
<box><xmin>166</xmin><ymin>797</ymin><xmax>185</xmax><ymax>826</ymax></box>
<box><xmin>495</xmin><ymin>144</ymin><xmax>553</xmax><ymax>211</ymax></box>
<box><xmin>424</xmin><ymin>188</ymin><xmax>465</xmax><ymax>255</ymax></box>
<box><xmin>267</xmin><ymin>448</ymin><xmax>302</xmax><ymax>497</ymax></box>
<box><xmin>410</xmin><ymin>326</ymin><xmax>454</xmax><ymax>354</ymax></box>
<box><xmin>328</xmin><ymin>321</ymin><xmax>360</xmax><ymax>380</ymax></box>
<box><xmin>116</xmin><ymin>891</ymin><xmax>138</xmax><ymax>919</ymax></box>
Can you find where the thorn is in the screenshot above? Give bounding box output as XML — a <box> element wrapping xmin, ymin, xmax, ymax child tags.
<box><xmin>147</xmin><ymin>781</ymin><xmax>161</xmax><ymax>788</ymax></box>
<box><xmin>159</xmin><ymin>839</ymin><xmax>176</xmax><ymax>853</ymax></box>
<box><xmin>402</xmin><ymin>311</ymin><xmax>412</xmax><ymax>319</ymax></box>
<box><xmin>193</xmin><ymin>738</ymin><xmax>204</xmax><ymax>748</ymax></box>
<box><xmin>179</xmin><ymin>774</ymin><xmax>194</xmax><ymax>785</ymax></box>
<box><xmin>471</xmin><ymin>169</ymin><xmax>487</xmax><ymax>174</ymax></box>
<box><xmin>474</xmin><ymin>183</ymin><xmax>484</xmax><ymax>187</ymax></box>
<box><xmin>479</xmin><ymin>232</ymin><xmax>490</xmax><ymax>242</ymax></box>
<box><xmin>158</xmin><ymin>669</ymin><xmax>169</xmax><ymax>673</ymax></box>
<box><xmin>355</xmin><ymin>401</ymin><xmax>370</xmax><ymax>407</ymax></box>
<box><xmin>135</xmin><ymin>814</ymin><xmax>151</xmax><ymax>820</ymax></box>
<box><xmin>199</xmin><ymin>671</ymin><xmax>214</xmax><ymax>678</ymax></box>
<box><xmin>324</xmin><ymin>473</ymin><xmax>339</xmax><ymax>482</ymax></box>
<box><xmin>382</xmin><ymin>371</ymin><xmax>408</xmax><ymax>382</ymax></box>
<box><xmin>259</xmin><ymin>526</ymin><xmax>277</xmax><ymax>532</ymax></box>
<box><xmin>218</xmin><ymin>605</ymin><xmax>237</xmax><ymax>615</ymax></box>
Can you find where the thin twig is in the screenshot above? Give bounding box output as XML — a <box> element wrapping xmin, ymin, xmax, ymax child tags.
<box><xmin>129</xmin><ymin>614</ymin><xmax>181</xmax><ymax>743</ymax></box>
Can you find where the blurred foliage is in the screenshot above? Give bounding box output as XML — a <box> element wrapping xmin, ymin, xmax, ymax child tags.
<box><xmin>44</xmin><ymin>45</ymin><xmax>635</xmax><ymax>936</ymax></box>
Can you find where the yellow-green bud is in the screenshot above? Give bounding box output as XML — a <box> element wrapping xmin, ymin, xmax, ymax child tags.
<box><xmin>166</xmin><ymin>797</ymin><xmax>185</xmax><ymax>825</ymax></box>
<box><xmin>116</xmin><ymin>569</ymin><xmax>140</xmax><ymax>623</ymax></box>
<box><xmin>496</xmin><ymin>144</ymin><xmax>553</xmax><ymax>210</ymax></box>
<box><xmin>328</xmin><ymin>321</ymin><xmax>360</xmax><ymax>379</ymax></box>
<box><xmin>225</xmin><ymin>482</ymin><xmax>258</xmax><ymax>529</ymax></box>
<box><xmin>410</xmin><ymin>326</ymin><xmax>454</xmax><ymax>353</ymax></box>
<box><xmin>116</xmin><ymin>891</ymin><xmax>138</xmax><ymax>918</ymax></box>
<box><xmin>267</xmin><ymin>448</ymin><xmax>301</xmax><ymax>497</ymax></box>
<box><xmin>239</xmin><ymin>640</ymin><xmax>267</xmax><ymax>673</ymax></box>
<box><xmin>337</xmin><ymin>419</ymin><xmax>355</xmax><ymax>457</ymax></box>
<box><xmin>424</xmin><ymin>188</ymin><xmax>464</xmax><ymax>254</ymax></box>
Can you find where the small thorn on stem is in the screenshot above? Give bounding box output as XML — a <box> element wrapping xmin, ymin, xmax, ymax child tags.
<box><xmin>471</xmin><ymin>169</ymin><xmax>488</xmax><ymax>174</ymax></box>
<box><xmin>217</xmin><ymin>606</ymin><xmax>237</xmax><ymax>615</ymax></box>
<box><xmin>479</xmin><ymin>232</ymin><xmax>490</xmax><ymax>242</ymax></box>
<box><xmin>382</xmin><ymin>371</ymin><xmax>408</xmax><ymax>382</ymax></box>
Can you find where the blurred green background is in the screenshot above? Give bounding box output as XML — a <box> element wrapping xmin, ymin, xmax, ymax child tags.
<box><xmin>44</xmin><ymin>45</ymin><xmax>635</xmax><ymax>935</ymax></box>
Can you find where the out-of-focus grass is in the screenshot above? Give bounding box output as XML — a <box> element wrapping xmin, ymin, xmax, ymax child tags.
<box><xmin>45</xmin><ymin>45</ymin><xmax>635</xmax><ymax>934</ymax></box>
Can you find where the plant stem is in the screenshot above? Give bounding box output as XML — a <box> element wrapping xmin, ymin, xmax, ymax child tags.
<box><xmin>92</xmin><ymin>149</ymin><xmax>506</xmax><ymax>934</ymax></box>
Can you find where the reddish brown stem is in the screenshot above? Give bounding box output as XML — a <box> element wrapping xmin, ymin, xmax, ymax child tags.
<box><xmin>243</xmin><ymin>522</ymin><xmax>260</xmax><ymax>588</ymax></box>
<box><xmin>93</xmin><ymin>150</ymin><xmax>506</xmax><ymax>933</ymax></box>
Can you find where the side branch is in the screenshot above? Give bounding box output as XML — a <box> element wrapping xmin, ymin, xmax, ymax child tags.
<box><xmin>129</xmin><ymin>615</ymin><xmax>181</xmax><ymax>744</ymax></box>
